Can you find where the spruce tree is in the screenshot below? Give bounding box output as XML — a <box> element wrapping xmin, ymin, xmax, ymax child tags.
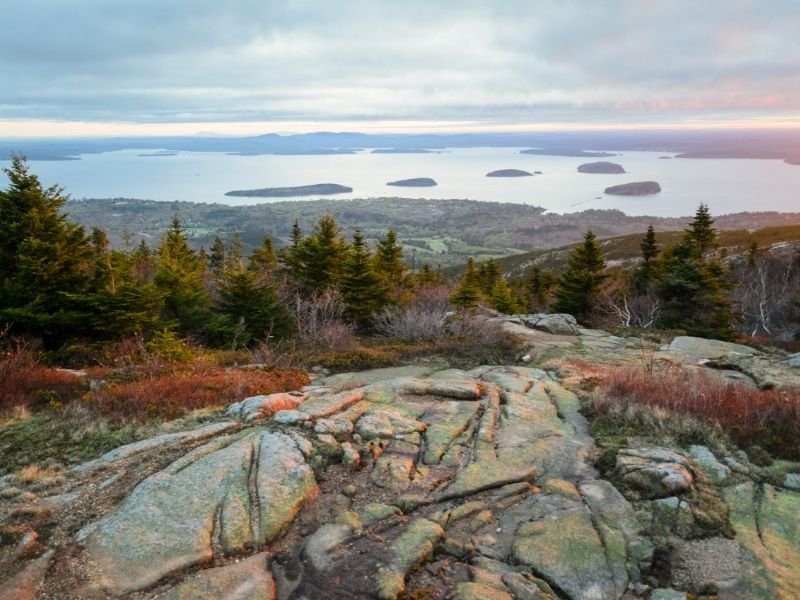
<box><xmin>0</xmin><ymin>154</ymin><xmax>94</xmax><ymax>343</ymax></box>
<box><xmin>490</xmin><ymin>278</ymin><xmax>519</xmax><ymax>314</ymax></box>
<box><xmin>450</xmin><ymin>258</ymin><xmax>482</xmax><ymax>311</ymax></box>
<box><xmin>686</xmin><ymin>203</ymin><xmax>717</xmax><ymax>254</ymax></box>
<box><xmin>478</xmin><ymin>259</ymin><xmax>502</xmax><ymax>296</ymax></box>
<box><xmin>154</xmin><ymin>216</ymin><xmax>209</xmax><ymax>334</ymax></box>
<box><xmin>416</xmin><ymin>262</ymin><xmax>444</xmax><ymax>286</ymax></box>
<box><xmin>552</xmin><ymin>230</ymin><xmax>607</xmax><ymax>322</ymax></box>
<box><xmin>657</xmin><ymin>205</ymin><xmax>733</xmax><ymax>339</ymax></box>
<box><xmin>526</xmin><ymin>266</ymin><xmax>557</xmax><ymax>312</ymax></box>
<box><xmin>208</xmin><ymin>235</ymin><xmax>227</xmax><ymax>275</ymax></box>
<box><xmin>340</xmin><ymin>230</ymin><xmax>387</xmax><ymax>328</ymax></box>
<box><xmin>293</xmin><ymin>215</ymin><xmax>348</xmax><ymax>292</ymax></box>
<box><xmin>279</xmin><ymin>220</ymin><xmax>304</xmax><ymax>281</ymax></box>
<box><xmin>633</xmin><ymin>225</ymin><xmax>661</xmax><ymax>294</ymax></box>
<box><xmin>249</xmin><ymin>236</ymin><xmax>278</xmax><ymax>279</ymax></box>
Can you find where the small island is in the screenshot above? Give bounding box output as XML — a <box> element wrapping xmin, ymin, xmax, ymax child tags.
<box><xmin>659</xmin><ymin>156</ymin><xmax>673</xmax><ymax>159</ymax></box>
<box><xmin>604</xmin><ymin>181</ymin><xmax>661</xmax><ymax>196</ymax></box>
<box><xmin>387</xmin><ymin>177</ymin><xmax>437</xmax><ymax>187</ymax></box>
<box><xmin>520</xmin><ymin>148</ymin><xmax>616</xmax><ymax>158</ymax></box>
<box><xmin>138</xmin><ymin>151</ymin><xmax>178</xmax><ymax>157</ymax></box>
<box><xmin>577</xmin><ymin>161</ymin><xmax>626</xmax><ymax>174</ymax></box>
<box><xmin>225</xmin><ymin>183</ymin><xmax>353</xmax><ymax>198</ymax></box>
<box><xmin>486</xmin><ymin>169</ymin><xmax>533</xmax><ymax>177</ymax></box>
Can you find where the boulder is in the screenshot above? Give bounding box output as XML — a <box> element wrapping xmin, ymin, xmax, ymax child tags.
<box><xmin>663</xmin><ymin>336</ymin><xmax>758</xmax><ymax>363</ymax></box>
<box><xmin>520</xmin><ymin>313</ymin><xmax>580</xmax><ymax>336</ymax></box>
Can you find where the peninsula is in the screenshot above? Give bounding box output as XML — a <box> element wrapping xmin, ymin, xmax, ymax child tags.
<box><xmin>521</xmin><ymin>148</ymin><xmax>616</xmax><ymax>157</ymax></box>
<box><xmin>225</xmin><ymin>183</ymin><xmax>353</xmax><ymax>198</ymax></box>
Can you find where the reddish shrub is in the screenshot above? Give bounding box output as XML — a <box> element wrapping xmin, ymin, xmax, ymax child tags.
<box><xmin>597</xmin><ymin>365</ymin><xmax>800</xmax><ymax>460</ymax></box>
<box><xmin>85</xmin><ymin>367</ymin><xmax>309</xmax><ymax>421</ymax></box>
<box><xmin>0</xmin><ymin>346</ymin><xmax>85</xmax><ymax>412</ymax></box>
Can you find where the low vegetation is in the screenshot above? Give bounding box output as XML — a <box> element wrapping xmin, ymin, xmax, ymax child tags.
<box><xmin>588</xmin><ymin>363</ymin><xmax>800</xmax><ymax>461</ymax></box>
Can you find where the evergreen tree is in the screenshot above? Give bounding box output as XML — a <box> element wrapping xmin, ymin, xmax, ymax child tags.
<box><xmin>526</xmin><ymin>266</ymin><xmax>557</xmax><ymax>312</ymax></box>
<box><xmin>416</xmin><ymin>262</ymin><xmax>444</xmax><ymax>286</ymax></box>
<box><xmin>633</xmin><ymin>225</ymin><xmax>661</xmax><ymax>294</ymax></box>
<box><xmin>552</xmin><ymin>230</ymin><xmax>607</xmax><ymax>322</ymax></box>
<box><xmin>279</xmin><ymin>220</ymin><xmax>305</xmax><ymax>281</ymax></box>
<box><xmin>478</xmin><ymin>259</ymin><xmax>502</xmax><ymax>296</ymax></box>
<box><xmin>373</xmin><ymin>229</ymin><xmax>413</xmax><ymax>301</ymax></box>
<box><xmin>154</xmin><ymin>216</ymin><xmax>209</xmax><ymax>334</ymax></box>
<box><xmin>450</xmin><ymin>258</ymin><xmax>482</xmax><ymax>310</ymax></box>
<box><xmin>490</xmin><ymin>278</ymin><xmax>520</xmax><ymax>314</ymax></box>
<box><xmin>225</xmin><ymin>231</ymin><xmax>245</xmax><ymax>272</ymax></box>
<box><xmin>208</xmin><ymin>235</ymin><xmax>227</xmax><ymax>275</ymax></box>
<box><xmin>0</xmin><ymin>154</ymin><xmax>94</xmax><ymax>343</ymax></box>
<box><xmin>249</xmin><ymin>236</ymin><xmax>278</xmax><ymax>279</ymax></box>
<box><xmin>686</xmin><ymin>203</ymin><xmax>717</xmax><ymax>254</ymax></box>
<box><xmin>657</xmin><ymin>205</ymin><xmax>733</xmax><ymax>339</ymax></box>
<box><xmin>292</xmin><ymin>215</ymin><xmax>348</xmax><ymax>292</ymax></box>
<box><xmin>212</xmin><ymin>267</ymin><xmax>290</xmax><ymax>348</ymax></box>
<box><xmin>658</xmin><ymin>237</ymin><xmax>734</xmax><ymax>339</ymax></box>
<box><xmin>373</xmin><ymin>230</ymin><xmax>406</xmax><ymax>282</ymax></box>
<box><xmin>340</xmin><ymin>230</ymin><xmax>387</xmax><ymax>328</ymax></box>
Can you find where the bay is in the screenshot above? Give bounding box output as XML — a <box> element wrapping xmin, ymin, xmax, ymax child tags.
<box><xmin>3</xmin><ymin>147</ymin><xmax>800</xmax><ymax>217</ymax></box>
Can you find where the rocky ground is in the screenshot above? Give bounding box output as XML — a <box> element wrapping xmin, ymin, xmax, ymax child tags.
<box><xmin>1</xmin><ymin>316</ymin><xmax>799</xmax><ymax>599</ymax></box>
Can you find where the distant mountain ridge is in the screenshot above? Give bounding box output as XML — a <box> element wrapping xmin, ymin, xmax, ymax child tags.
<box><xmin>4</xmin><ymin>129</ymin><xmax>800</xmax><ymax>162</ymax></box>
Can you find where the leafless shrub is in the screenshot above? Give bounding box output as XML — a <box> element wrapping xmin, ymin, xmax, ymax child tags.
<box><xmin>291</xmin><ymin>288</ymin><xmax>357</xmax><ymax>351</ymax></box>
<box><xmin>374</xmin><ymin>287</ymin><xmax>451</xmax><ymax>342</ymax></box>
<box><xmin>730</xmin><ymin>251</ymin><xmax>800</xmax><ymax>339</ymax></box>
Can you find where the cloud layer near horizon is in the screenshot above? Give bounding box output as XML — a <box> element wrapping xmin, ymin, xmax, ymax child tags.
<box><xmin>2</xmin><ymin>0</ymin><xmax>799</xmax><ymax>130</ymax></box>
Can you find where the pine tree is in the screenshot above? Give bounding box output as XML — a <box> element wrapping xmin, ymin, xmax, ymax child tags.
<box><xmin>154</xmin><ymin>216</ymin><xmax>209</xmax><ymax>334</ymax></box>
<box><xmin>0</xmin><ymin>154</ymin><xmax>94</xmax><ymax>343</ymax></box>
<box><xmin>373</xmin><ymin>229</ymin><xmax>412</xmax><ymax>301</ymax></box>
<box><xmin>552</xmin><ymin>230</ymin><xmax>607</xmax><ymax>322</ymax></box>
<box><xmin>450</xmin><ymin>258</ymin><xmax>482</xmax><ymax>311</ymax></box>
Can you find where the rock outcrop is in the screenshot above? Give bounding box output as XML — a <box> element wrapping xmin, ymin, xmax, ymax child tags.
<box><xmin>2</xmin><ymin>324</ymin><xmax>800</xmax><ymax>599</ymax></box>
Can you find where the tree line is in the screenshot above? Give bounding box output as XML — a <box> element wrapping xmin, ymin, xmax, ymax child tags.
<box><xmin>2</xmin><ymin>155</ymin><xmax>798</xmax><ymax>350</ymax></box>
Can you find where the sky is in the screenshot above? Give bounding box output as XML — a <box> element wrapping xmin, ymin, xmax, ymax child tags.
<box><xmin>1</xmin><ymin>0</ymin><xmax>799</xmax><ymax>137</ymax></box>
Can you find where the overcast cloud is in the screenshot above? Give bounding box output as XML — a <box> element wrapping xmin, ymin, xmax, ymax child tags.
<box><xmin>1</xmin><ymin>0</ymin><xmax>799</xmax><ymax>133</ymax></box>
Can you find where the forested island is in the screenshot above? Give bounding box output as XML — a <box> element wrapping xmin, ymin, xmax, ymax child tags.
<box><xmin>386</xmin><ymin>177</ymin><xmax>437</xmax><ymax>187</ymax></box>
<box><xmin>486</xmin><ymin>169</ymin><xmax>532</xmax><ymax>177</ymax></box>
<box><xmin>225</xmin><ymin>183</ymin><xmax>353</xmax><ymax>197</ymax></box>
<box><xmin>604</xmin><ymin>181</ymin><xmax>662</xmax><ymax>196</ymax></box>
<box><xmin>578</xmin><ymin>161</ymin><xmax>626</xmax><ymax>174</ymax></box>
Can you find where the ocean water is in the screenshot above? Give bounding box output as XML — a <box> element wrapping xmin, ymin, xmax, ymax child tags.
<box><xmin>4</xmin><ymin>147</ymin><xmax>800</xmax><ymax>217</ymax></box>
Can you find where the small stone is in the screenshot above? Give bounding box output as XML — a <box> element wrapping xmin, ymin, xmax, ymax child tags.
<box><xmin>342</xmin><ymin>484</ymin><xmax>358</xmax><ymax>497</ymax></box>
<box><xmin>784</xmin><ymin>473</ymin><xmax>800</xmax><ymax>490</ymax></box>
<box><xmin>341</xmin><ymin>442</ymin><xmax>361</xmax><ymax>468</ymax></box>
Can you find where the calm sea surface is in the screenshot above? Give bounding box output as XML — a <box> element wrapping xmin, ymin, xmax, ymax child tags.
<box><xmin>4</xmin><ymin>148</ymin><xmax>800</xmax><ymax>217</ymax></box>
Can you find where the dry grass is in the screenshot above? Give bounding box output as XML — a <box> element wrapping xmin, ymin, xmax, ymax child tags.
<box><xmin>85</xmin><ymin>366</ymin><xmax>309</xmax><ymax>421</ymax></box>
<box><xmin>595</xmin><ymin>364</ymin><xmax>800</xmax><ymax>460</ymax></box>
